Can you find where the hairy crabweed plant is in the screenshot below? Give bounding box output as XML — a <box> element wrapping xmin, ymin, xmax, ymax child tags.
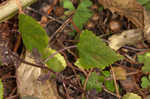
<box><xmin>19</xmin><ymin>14</ymin><xmax>123</xmax><ymax>71</ymax></box>
<box><xmin>76</xmin><ymin>30</ymin><xmax>123</xmax><ymax>92</ymax></box>
<box><xmin>1</xmin><ymin>0</ymin><xmax>149</xmax><ymax>97</ymax></box>
<box><xmin>18</xmin><ymin>0</ymin><xmax>124</xmax><ymax>94</ymax></box>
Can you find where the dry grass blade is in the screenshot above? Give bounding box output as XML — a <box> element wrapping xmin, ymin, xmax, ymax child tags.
<box><xmin>110</xmin><ymin>65</ymin><xmax>120</xmax><ymax>99</ymax></box>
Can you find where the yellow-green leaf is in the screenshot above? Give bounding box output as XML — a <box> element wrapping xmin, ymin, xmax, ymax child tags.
<box><xmin>123</xmin><ymin>93</ymin><xmax>141</xmax><ymax>99</ymax></box>
<box><xmin>0</xmin><ymin>79</ymin><xmax>3</xmax><ymax>99</ymax></box>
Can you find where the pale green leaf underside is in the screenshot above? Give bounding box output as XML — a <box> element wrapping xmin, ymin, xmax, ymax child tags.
<box><xmin>19</xmin><ymin>14</ymin><xmax>66</xmax><ymax>72</ymax></box>
<box><xmin>123</xmin><ymin>93</ymin><xmax>141</xmax><ymax>99</ymax></box>
<box><xmin>42</xmin><ymin>48</ymin><xmax>66</xmax><ymax>72</ymax></box>
<box><xmin>77</xmin><ymin>30</ymin><xmax>123</xmax><ymax>69</ymax></box>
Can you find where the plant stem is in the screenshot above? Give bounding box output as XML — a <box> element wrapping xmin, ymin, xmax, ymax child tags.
<box><xmin>0</xmin><ymin>0</ymin><xmax>37</xmax><ymax>22</ymax></box>
<box><xmin>44</xmin><ymin>45</ymin><xmax>77</xmax><ymax>63</ymax></box>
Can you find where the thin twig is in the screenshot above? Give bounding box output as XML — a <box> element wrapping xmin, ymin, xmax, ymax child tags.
<box><xmin>82</xmin><ymin>69</ymin><xmax>93</xmax><ymax>98</ymax></box>
<box><xmin>13</xmin><ymin>33</ymin><xmax>21</xmax><ymax>52</ymax></box>
<box><xmin>14</xmin><ymin>45</ymin><xmax>76</xmax><ymax>74</ymax></box>
<box><xmin>8</xmin><ymin>87</ymin><xmax>17</xmax><ymax>97</ymax></box>
<box><xmin>26</xmin><ymin>7</ymin><xmax>68</xmax><ymax>25</ymax></box>
<box><xmin>22</xmin><ymin>59</ymin><xmax>56</xmax><ymax>74</ymax></box>
<box><xmin>102</xmin><ymin>85</ymin><xmax>121</xmax><ymax>98</ymax></box>
<box><xmin>62</xmin><ymin>52</ymin><xmax>83</xmax><ymax>88</ymax></box>
<box><xmin>50</xmin><ymin>15</ymin><xmax>73</xmax><ymax>42</ymax></box>
<box><xmin>110</xmin><ymin>65</ymin><xmax>120</xmax><ymax>99</ymax></box>
<box><xmin>124</xmin><ymin>54</ymin><xmax>137</xmax><ymax>64</ymax></box>
<box><xmin>44</xmin><ymin>45</ymin><xmax>77</xmax><ymax>62</ymax></box>
<box><xmin>71</xmin><ymin>19</ymin><xmax>81</xmax><ymax>33</ymax></box>
<box><xmin>123</xmin><ymin>46</ymin><xmax>149</xmax><ymax>51</ymax></box>
<box><xmin>12</xmin><ymin>53</ymin><xmax>56</xmax><ymax>74</ymax></box>
<box><xmin>63</xmin><ymin>82</ymin><xmax>71</xmax><ymax>99</ymax></box>
<box><xmin>57</xmin><ymin>39</ymin><xmax>78</xmax><ymax>59</ymax></box>
<box><xmin>126</xmin><ymin>71</ymin><xmax>141</xmax><ymax>76</ymax></box>
<box><xmin>6</xmin><ymin>95</ymin><xmax>18</xmax><ymax>99</ymax></box>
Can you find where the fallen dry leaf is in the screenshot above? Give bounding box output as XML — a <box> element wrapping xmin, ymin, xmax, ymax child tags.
<box><xmin>17</xmin><ymin>51</ymin><xmax>61</xmax><ymax>99</ymax></box>
<box><xmin>112</xmin><ymin>66</ymin><xmax>127</xmax><ymax>80</ymax></box>
<box><xmin>109</xmin><ymin>29</ymin><xmax>143</xmax><ymax>50</ymax></box>
<box><xmin>108</xmin><ymin>9</ymin><xmax>150</xmax><ymax>50</ymax></box>
<box><xmin>144</xmin><ymin>10</ymin><xmax>150</xmax><ymax>42</ymax></box>
<box><xmin>120</xmin><ymin>76</ymin><xmax>139</xmax><ymax>92</ymax></box>
<box><xmin>98</xmin><ymin>0</ymin><xmax>144</xmax><ymax>29</ymax></box>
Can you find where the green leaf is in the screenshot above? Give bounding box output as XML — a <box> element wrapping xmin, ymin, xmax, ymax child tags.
<box><xmin>77</xmin><ymin>30</ymin><xmax>123</xmax><ymax>69</ymax></box>
<box><xmin>148</xmin><ymin>75</ymin><xmax>150</xmax><ymax>80</ymax></box>
<box><xmin>105</xmin><ymin>80</ymin><xmax>115</xmax><ymax>92</ymax></box>
<box><xmin>138</xmin><ymin>52</ymin><xmax>150</xmax><ymax>72</ymax></box>
<box><xmin>98</xmin><ymin>76</ymin><xmax>105</xmax><ymax>82</ymax></box>
<box><xmin>73</xmin><ymin>0</ymin><xmax>93</xmax><ymax>29</ymax></box>
<box><xmin>98</xmin><ymin>6</ymin><xmax>104</xmax><ymax>12</ymax></box>
<box><xmin>75</xmin><ymin>59</ymin><xmax>85</xmax><ymax>70</ymax></box>
<box><xmin>19</xmin><ymin>14</ymin><xmax>49</xmax><ymax>53</ymax></box>
<box><xmin>137</xmin><ymin>0</ymin><xmax>150</xmax><ymax>11</ymax></box>
<box><xmin>102</xmin><ymin>71</ymin><xmax>110</xmax><ymax>77</ymax></box>
<box><xmin>80</xmin><ymin>72</ymin><xmax>103</xmax><ymax>92</ymax></box>
<box><xmin>0</xmin><ymin>79</ymin><xmax>3</xmax><ymax>99</ymax></box>
<box><xmin>137</xmin><ymin>0</ymin><xmax>149</xmax><ymax>5</ymax></box>
<box><xmin>144</xmin><ymin>3</ymin><xmax>150</xmax><ymax>11</ymax></box>
<box><xmin>141</xmin><ymin>76</ymin><xmax>150</xmax><ymax>88</ymax></box>
<box><xmin>63</xmin><ymin>0</ymin><xmax>75</xmax><ymax>10</ymax></box>
<box><xmin>19</xmin><ymin>14</ymin><xmax>66</xmax><ymax>72</ymax></box>
<box><xmin>123</xmin><ymin>93</ymin><xmax>141</xmax><ymax>99</ymax></box>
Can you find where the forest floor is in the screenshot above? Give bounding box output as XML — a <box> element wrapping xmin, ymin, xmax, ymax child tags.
<box><xmin>0</xmin><ymin>0</ymin><xmax>150</xmax><ymax>99</ymax></box>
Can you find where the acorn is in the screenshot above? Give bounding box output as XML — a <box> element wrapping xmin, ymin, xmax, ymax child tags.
<box><xmin>91</xmin><ymin>13</ymin><xmax>99</xmax><ymax>21</ymax></box>
<box><xmin>109</xmin><ymin>20</ymin><xmax>121</xmax><ymax>32</ymax></box>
